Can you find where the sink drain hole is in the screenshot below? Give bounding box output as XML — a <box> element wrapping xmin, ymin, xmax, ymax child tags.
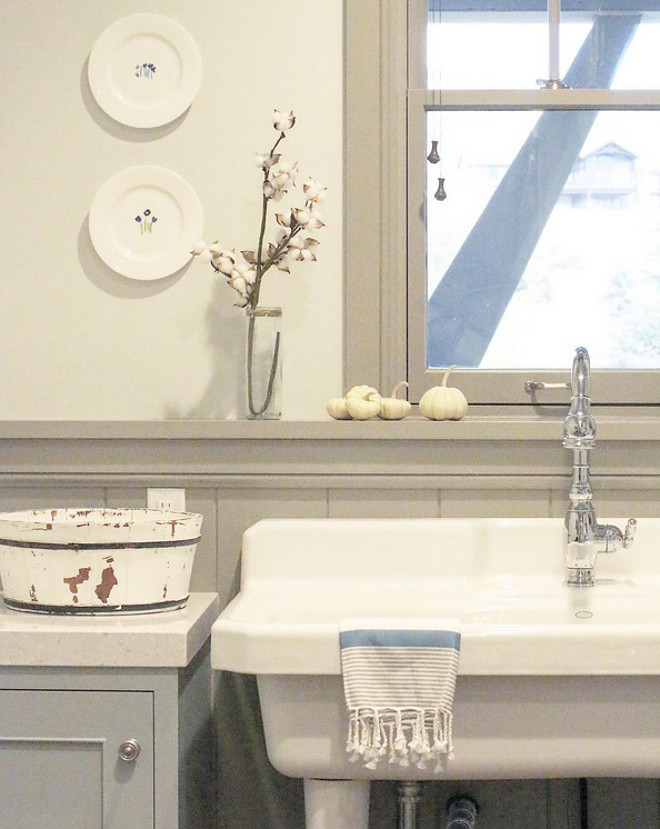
<box><xmin>575</xmin><ymin>610</ymin><xmax>593</xmax><ymax>619</ymax></box>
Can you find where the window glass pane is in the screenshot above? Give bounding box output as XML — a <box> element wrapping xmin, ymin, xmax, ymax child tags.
<box><xmin>427</xmin><ymin>3</ymin><xmax>659</xmax><ymax>91</ymax></box>
<box><xmin>426</xmin><ymin>110</ymin><xmax>660</xmax><ymax>369</ymax></box>
<box><xmin>612</xmin><ymin>22</ymin><xmax>660</xmax><ymax>90</ymax></box>
<box><xmin>428</xmin><ymin>16</ymin><xmax>583</xmax><ymax>89</ymax></box>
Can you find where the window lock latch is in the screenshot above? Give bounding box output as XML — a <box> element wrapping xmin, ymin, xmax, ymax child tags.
<box><xmin>525</xmin><ymin>380</ymin><xmax>570</xmax><ymax>394</ymax></box>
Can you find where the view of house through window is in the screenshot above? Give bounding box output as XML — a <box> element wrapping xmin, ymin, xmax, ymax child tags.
<box><xmin>425</xmin><ymin>4</ymin><xmax>660</xmax><ymax>372</ymax></box>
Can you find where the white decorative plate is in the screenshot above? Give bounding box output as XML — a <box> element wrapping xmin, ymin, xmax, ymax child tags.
<box><xmin>89</xmin><ymin>166</ymin><xmax>204</xmax><ymax>280</ymax></box>
<box><xmin>88</xmin><ymin>13</ymin><xmax>202</xmax><ymax>128</ymax></box>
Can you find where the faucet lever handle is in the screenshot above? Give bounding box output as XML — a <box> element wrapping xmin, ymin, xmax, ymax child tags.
<box><xmin>623</xmin><ymin>518</ymin><xmax>637</xmax><ymax>549</ymax></box>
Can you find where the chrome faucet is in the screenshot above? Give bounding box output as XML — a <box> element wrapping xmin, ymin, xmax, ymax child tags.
<box><xmin>563</xmin><ymin>347</ymin><xmax>636</xmax><ymax>587</ymax></box>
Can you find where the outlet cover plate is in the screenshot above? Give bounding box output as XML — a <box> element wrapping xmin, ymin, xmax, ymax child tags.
<box><xmin>147</xmin><ymin>488</ymin><xmax>186</xmax><ymax>512</ymax></box>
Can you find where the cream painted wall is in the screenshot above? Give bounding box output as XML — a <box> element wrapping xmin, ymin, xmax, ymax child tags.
<box><xmin>0</xmin><ymin>0</ymin><xmax>343</xmax><ymax>420</ymax></box>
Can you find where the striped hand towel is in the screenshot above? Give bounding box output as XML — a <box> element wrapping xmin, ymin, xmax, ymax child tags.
<box><xmin>339</xmin><ymin>618</ymin><xmax>461</xmax><ymax>772</ymax></box>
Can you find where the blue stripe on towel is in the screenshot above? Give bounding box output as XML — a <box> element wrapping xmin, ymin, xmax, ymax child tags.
<box><xmin>339</xmin><ymin>629</ymin><xmax>461</xmax><ymax>651</ymax></box>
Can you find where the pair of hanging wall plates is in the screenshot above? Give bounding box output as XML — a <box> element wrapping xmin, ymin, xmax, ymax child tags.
<box><xmin>87</xmin><ymin>13</ymin><xmax>204</xmax><ymax>280</ymax></box>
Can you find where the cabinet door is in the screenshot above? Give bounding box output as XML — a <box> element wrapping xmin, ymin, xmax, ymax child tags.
<box><xmin>0</xmin><ymin>689</ymin><xmax>153</xmax><ymax>829</ymax></box>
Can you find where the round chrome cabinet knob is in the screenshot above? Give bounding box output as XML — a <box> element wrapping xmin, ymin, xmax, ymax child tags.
<box><xmin>118</xmin><ymin>739</ymin><xmax>141</xmax><ymax>762</ymax></box>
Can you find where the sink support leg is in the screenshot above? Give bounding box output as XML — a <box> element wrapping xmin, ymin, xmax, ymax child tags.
<box><xmin>398</xmin><ymin>781</ymin><xmax>421</xmax><ymax>829</ymax></box>
<box><xmin>304</xmin><ymin>779</ymin><xmax>370</xmax><ymax>829</ymax></box>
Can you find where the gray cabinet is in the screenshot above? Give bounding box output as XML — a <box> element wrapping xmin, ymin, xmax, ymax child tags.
<box><xmin>0</xmin><ymin>643</ymin><xmax>214</xmax><ymax>829</ymax></box>
<box><xmin>0</xmin><ymin>689</ymin><xmax>153</xmax><ymax>828</ymax></box>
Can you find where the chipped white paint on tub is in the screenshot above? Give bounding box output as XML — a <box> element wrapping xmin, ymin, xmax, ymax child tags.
<box><xmin>0</xmin><ymin>508</ymin><xmax>202</xmax><ymax>615</ymax></box>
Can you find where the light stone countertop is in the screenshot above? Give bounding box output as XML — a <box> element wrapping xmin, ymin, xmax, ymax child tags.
<box><xmin>0</xmin><ymin>592</ymin><xmax>219</xmax><ymax>668</ymax></box>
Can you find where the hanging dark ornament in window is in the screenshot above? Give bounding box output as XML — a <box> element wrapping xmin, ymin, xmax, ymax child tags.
<box><xmin>427</xmin><ymin>140</ymin><xmax>440</xmax><ymax>164</ymax></box>
<box><xmin>434</xmin><ymin>177</ymin><xmax>447</xmax><ymax>201</ymax></box>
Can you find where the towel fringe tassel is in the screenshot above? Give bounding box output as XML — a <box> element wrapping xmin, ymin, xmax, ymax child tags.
<box><xmin>346</xmin><ymin>707</ymin><xmax>453</xmax><ymax>771</ymax></box>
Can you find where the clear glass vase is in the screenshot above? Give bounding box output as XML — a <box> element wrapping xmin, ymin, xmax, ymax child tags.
<box><xmin>245</xmin><ymin>306</ymin><xmax>282</xmax><ymax>420</ymax></box>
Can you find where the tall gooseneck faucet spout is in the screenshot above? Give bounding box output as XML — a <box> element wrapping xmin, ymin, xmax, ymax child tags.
<box><xmin>563</xmin><ymin>346</ymin><xmax>596</xmax><ymax>451</ymax></box>
<box><xmin>563</xmin><ymin>347</ymin><xmax>636</xmax><ymax>587</ymax></box>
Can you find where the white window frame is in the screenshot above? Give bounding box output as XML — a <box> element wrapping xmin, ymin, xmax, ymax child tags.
<box><xmin>344</xmin><ymin>0</ymin><xmax>660</xmax><ymax>407</ymax></box>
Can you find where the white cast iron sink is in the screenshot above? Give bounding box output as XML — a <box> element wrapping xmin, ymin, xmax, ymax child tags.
<box><xmin>211</xmin><ymin>517</ymin><xmax>660</xmax><ymax>829</ymax></box>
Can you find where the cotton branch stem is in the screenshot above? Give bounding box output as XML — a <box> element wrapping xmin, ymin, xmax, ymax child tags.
<box><xmin>251</xmin><ymin>130</ymin><xmax>287</xmax><ymax>309</ymax></box>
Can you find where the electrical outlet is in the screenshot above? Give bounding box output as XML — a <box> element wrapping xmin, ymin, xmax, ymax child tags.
<box><xmin>147</xmin><ymin>488</ymin><xmax>186</xmax><ymax>512</ymax></box>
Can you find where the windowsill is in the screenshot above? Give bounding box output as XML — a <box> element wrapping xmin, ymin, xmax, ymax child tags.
<box><xmin>1</xmin><ymin>406</ymin><xmax>660</xmax><ymax>441</ymax></box>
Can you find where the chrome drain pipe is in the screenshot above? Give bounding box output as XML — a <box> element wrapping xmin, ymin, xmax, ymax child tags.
<box><xmin>396</xmin><ymin>784</ymin><xmax>479</xmax><ymax>829</ymax></box>
<box><xmin>446</xmin><ymin>795</ymin><xmax>479</xmax><ymax>829</ymax></box>
<box><xmin>397</xmin><ymin>781</ymin><xmax>421</xmax><ymax>829</ymax></box>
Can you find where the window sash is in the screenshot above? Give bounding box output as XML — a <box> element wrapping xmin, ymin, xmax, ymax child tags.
<box><xmin>406</xmin><ymin>0</ymin><xmax>660</xmax><ymax>405</ymax></box>
<box><xmin>407</xmin><ymin>91</ymin><xmax>660</xmax><ymax>404</ymax></box>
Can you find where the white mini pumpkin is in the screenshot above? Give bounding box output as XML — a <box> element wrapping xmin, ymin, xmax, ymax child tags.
<box><xmin>345</xmin><ymin>385</ymin><xmax>379</xmax><ymax>400</ymax></box>
<box><xmin>379</xmin><ymin>381</ymin><xmax>412</xmax><ymax>420</ymax></box>
<box><xmin>345</xmin><ymin>385</ymin><xmax>382</xmax><ymax>420</ymax></box>
<box><xmin>419</xmin><ymin>366</ymin><xmax>468</xmax><ymax>421</ymax></box>
<box><xmin>325</xmin><ymin>397</ymin><xmax>352</xmax><ymax>420</ymax></box>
